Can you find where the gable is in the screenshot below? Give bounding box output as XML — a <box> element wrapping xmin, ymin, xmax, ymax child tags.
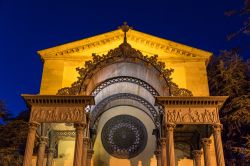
<box><xmin>38</xmin><ymin>28</ymin><xmax>211</xmax><ymax>96</ymax></box>
<box><xmin>37</xmin><ymin>29</ymin><xmax>212</xmax><ymax>65</ymax></box>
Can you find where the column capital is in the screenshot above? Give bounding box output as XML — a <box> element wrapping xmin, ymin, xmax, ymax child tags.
<box><xmin>201</xmin><ymin>138</ymin><xmax>212</xmax><ymax>146</ymax></box>
<box><xmin>154</xmin><ymin>149</ymin><xmax>161</xmax><ymax>157</ymax></box>
<box><xmin>165</xmin><ymin>123</ymin><xmax>176</xmax><ymax>131</ymax></box>
<box><xmin>39</xmin><ymin>136</ymin><xmax>48</xmax><ymax>145</ymax></box>
<box><xmin>47</xmin><ymin>148</ymin><xmax>55</xmax><ymax>153</ymax></box>
<box><xmin>29</xmin><ymin>121</ymin><xmax>40</xmax><ymax>129</ymax></box>
<box><xmin>83</xmin><ymin>137</ymin><xmax>90</xmax><ymax>146</ymax></box>
<box><xmin>160</xmin><ymin>138</ymin><xmax>167</xmax><ymax>146</ymax></box>
<box><xmin>74</xmin><ymin>123</ymin><xmax>86</xmax><ymax>130</ymax></box>
<box><xmin>87</xmin><ymin>149</ymin><xmax>94</xmax><ymax>159</ymax></box>
<box><xmin>212</xmin><ymin>123</ymin><xmax>223</xmax><ymax>132</ymax></box>
<box><xmin>192</xmin><ymin>150</ymin><xmax>202</xmax><ymax>157</ymax></box>
<box><xmin>193</xmin><ymin>150</ymin><xmax>202</xmax><ymax>166</ymax></box>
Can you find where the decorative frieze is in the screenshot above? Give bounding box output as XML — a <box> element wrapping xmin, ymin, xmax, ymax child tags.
<box><xmin>165</xmin><ymin>107</ymin><xmax>220</xmax><ymax>124</ymax></box>
<box><xmin>155</xmin><ymin>96</ymin><xmax>228</xmax><ymax>125</ymax></box>
<box><xmin>30</xmin><ymin>107</ymin><xmax>86</xmax><ymax>123</ymax></box>
<box><xmin>22</xmin><ymin>95</ymin><xmax>95</xmax><ymax>123</ymax></box>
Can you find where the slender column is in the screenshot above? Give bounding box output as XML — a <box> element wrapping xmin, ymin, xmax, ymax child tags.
<box><xmin>73</xmin><ymin>123</ymin><xmax>85</xmax><ymax>166</ymax></box>
<box><xmin>87</xmin><ymin>149</ymin><xmax>94</xmax><ymax>166</ymax></box>
<box><xmin>46</xmin><ymin>131</ymin><xmax>56</xmax><ymax>166</ymax></box>
<box><xmin>82</xmin><ymin>137</ymin><xmax>90</xmax><ymax>166</ymax></box>
<box><xmin>192</xmin><ymin>150</ymin><xmax>202</xmax><ymax>166</ymax></box>
<box><xmin>166</xmin><ymin>123</ymin><xmax>176</xmax><ymax>166</ymax></box>
<box><xmin>36</xmin><ymin>136</ymin><xmax>48</xmax><ymax>166</ymax></box>
<box><xmin>201</xmin><ymin>138</ymin><xmax>212</xmax><ymax>166</ymax></box>
<box><xmin>213</xmin><ymin>124</ymin><xmax>225</xmax><ymax>166</ymax></box>
<box><xmin>160</xmin><ymin>138</ymin><xmax>167</xmax><ymax>166</ymax></box>
<box><xmin>154</xmin><ymin>149</ymin><xmax>161</xmax><ymax>166</ymax></box>
<box><xmin>23</xmin><ymin>122</ymin><xmax>40</xmax><ymax>166</ymax></box>
<box><xmin>46</xmin><ymin>148</ymin><xmax>55</xmax><ymax>166</ymax></box>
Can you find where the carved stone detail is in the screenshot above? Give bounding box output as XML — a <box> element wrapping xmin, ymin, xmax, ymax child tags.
<box><xmin>192</xmin><ymin>150</ymin><xmax>202</xmax><ymax>166</ymax></box>
<box><xmin>201</xmin><ymin>138</ymin><xmax>212</xmax><ymax>146</ymax></box>
<box><xmin>42</xmin><ymin>32</ymin><xmax>202</xmax><ymax>63</ymax></box>
<box><xmin>28</xmin><ymin>121</ymin><xmax>40</xmax><ymax>129</ymax></box>
<box><xmin>87</xmin><ymin>149</ymin><xmax>94</xmax><ymax>159</ymax></box>
<box><xmin>212</xmin><ymin>123</ymin><xmax>223</xmax><ymax>132</ymax></box>
<box><xmin>160</xmin><ymin>138</ymin><xmax>167</xmax><ymax>146</ymax></box>
<box><xmin>165</xmin><ymin>108</ymin><xmax>220</xmax><ymax>124</ymax></box>
<box><xmin>192</xmin><ymin>150</ymin><xmax>202</xmax><ymax>157</ymax></box>
<box><xmin>154</xmin><ymin>149</ymin><xmax>161</xmax><ymax>157</ymax></box>
<box><xmin>57</xmin><ymin>31</ymin><xmax>193</xmax><ymax>97</ymax></box>
<box><xmin>30</xmin><ymin>107</ymin><xmax>86</xmax><ymax>123</ymax></box>
<box><xmin>38</xmin><ymin>136</ymin><xmax>48</xmax><ymax>145</ymax></box>
<box><xmin>165</xmin><ymin>123</ymin><xmax>176</xmax><ymax>131</ymax></box>
<box><xmin>83</xmin><ymin>137</ymin><xmax>90</xmax><ymax>146</ymax></box>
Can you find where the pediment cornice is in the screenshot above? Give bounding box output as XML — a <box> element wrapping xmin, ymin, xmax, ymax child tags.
<box><xmin>37</xmin><ymin>29</ymin><xmax>212</xmax><ymax>62</ymax></box>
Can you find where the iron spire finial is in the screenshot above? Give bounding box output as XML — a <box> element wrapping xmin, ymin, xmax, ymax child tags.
<box><xmin>118</xmin><ymin>22</ymin><xmax>132</xmax><ymax>43</ymax></box>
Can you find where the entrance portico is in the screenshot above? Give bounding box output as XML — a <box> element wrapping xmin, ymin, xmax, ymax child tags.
<box><xmin>21</xmin><ymin>23</ymin><xmax>228</xmax><ymax>166</ymax></box>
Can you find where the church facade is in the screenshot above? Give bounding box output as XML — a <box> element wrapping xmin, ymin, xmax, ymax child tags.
<box><xmin>22</xmin><ymin>24</ymin><xmax>227</xmax><ymax>166</ymax></box>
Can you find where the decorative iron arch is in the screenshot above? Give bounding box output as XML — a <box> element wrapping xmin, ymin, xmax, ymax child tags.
<box><xmin>57</xmin><ymin>33</ymin><xmax>192</xmax><ymax>97</ymax></box>
<box><xmin>91</xmin><ymin>76</ymin><xmax>160</xmax><ymax>96</ymax></box>
<box><xmin>90</xmin><ymin>93</ymin><xmax>161</xmax><ymax>127</ymax></box>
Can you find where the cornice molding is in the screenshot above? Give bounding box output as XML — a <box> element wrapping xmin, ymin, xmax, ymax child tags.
<box><xmin>37</xmin><ymin>29</ymin><xmax>212</xmax><ymax>62</ymax></box>
<box><xmin>155</xmin><ymin>96</ymin><xmax>228</xmax><ymax>109</ymax></box>
<box><xmin>21</xmin><ymin>94</ymin><xmax>95</xmax><ymax>107</ymax></box>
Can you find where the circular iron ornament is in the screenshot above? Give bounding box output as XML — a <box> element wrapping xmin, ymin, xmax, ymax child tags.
<box><xmin>101</xmin><ymin>115</ymin><xmax>148</xmax><ymax>159</ymax></box>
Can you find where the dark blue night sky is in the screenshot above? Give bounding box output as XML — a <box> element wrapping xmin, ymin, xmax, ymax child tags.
<box><xmin>0</xmin><ymin>0</ymin><xmax>249</xmax><ymax>116</ymax></box>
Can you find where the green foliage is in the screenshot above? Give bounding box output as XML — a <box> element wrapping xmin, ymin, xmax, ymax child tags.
<box><xmin>208</xmin><ymin>49</ymin><xmax>250</xmax><ymax>163</ymax></box>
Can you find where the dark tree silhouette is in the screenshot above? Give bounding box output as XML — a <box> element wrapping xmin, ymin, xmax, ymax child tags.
<box><xmin>225</xmin><ymin>0</ymin><xmax>250</xmax><ymax>40</ymax></box>
<box><xmin>0</xmin><ymin>110</ymin><xmax>29</xmax><ymax>166</ymax></box>
<box><xmin>208</xmin><ymin>49</ymin><xmax>250</xmax><ymax>165</ymax></box>
<box><xmin>0</xmin><ymin>100</ymin><xmax>11</xmax><ymax>122</ymax></box>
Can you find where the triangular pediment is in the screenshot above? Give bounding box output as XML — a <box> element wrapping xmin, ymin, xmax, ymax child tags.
<box><xmin>37</xmin><ymin>29</ymin><xmax>212</xmax><ymax>64</ymax></box>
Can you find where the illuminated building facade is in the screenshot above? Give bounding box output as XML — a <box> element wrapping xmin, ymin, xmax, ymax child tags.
<box><xmin>22</xmin><ymin>23</ymin><xmax>227</xmax><ymax>166</ymax></box>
